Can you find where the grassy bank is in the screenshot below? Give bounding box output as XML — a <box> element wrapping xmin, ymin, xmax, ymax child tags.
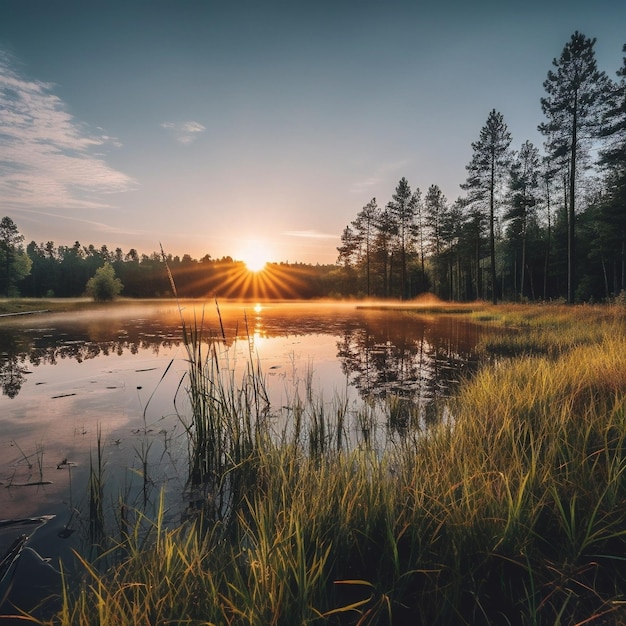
<box><xmin>0</xmin><ymin>297</ymin><xmax>116</xmax><ymax>316</ymax></box>
<box><xmin>28</xmin><ymin>304</ymin><xmax>626</xmax><ymax>625</ymax></box>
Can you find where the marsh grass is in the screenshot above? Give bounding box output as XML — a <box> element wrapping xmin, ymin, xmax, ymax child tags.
<box><xmin>174</xmin><ymin>306</ymin><xmax>270</xmax><ymax>526</ymax></box>
<box><xmin>473</xmin><ymin>303</ymin><xmax>626</xmax><ymax>357</ymax></box>
<box><xmin>31</xmin><ymin>304</ymin><xmax>626</xmax><ymax>625</ymax></box>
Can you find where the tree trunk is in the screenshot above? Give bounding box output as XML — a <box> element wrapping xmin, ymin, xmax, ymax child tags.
<box><xmin>601</xmin><ymin>254</ymin><xmax>609</xmax><ymax>300</ymax></box>
<box><xmin>521</xmin><ymin>233</ymin><xmax>527</xmax><ymax>301</ymax></box>
<box><xmin>490</xmin><ymin>153</ymin><xmax>497</xmax><ymax>304</ymax></box>
<box><xmin>543</xmin><ymin>180</ymin><xmax>551</xmax><ymax>301</ymax></box>
<box><xmin>568</xmin><ymin>101</ymin><xmax>578</xmax><ymax>304</ymax></box>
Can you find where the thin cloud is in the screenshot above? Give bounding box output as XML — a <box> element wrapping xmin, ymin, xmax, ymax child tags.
<box><xmin>350</xmin><ymin>159</ymin><xmax>410</xmax><ymax>194</ymax></box>
<box><xmin>283</xmin><ymin>230</ymin><xmax>337</xmax><ymax>239</ymax></box>
<box><xmin>350</xmin><ymin>176</ymin><xmax>381</xmax><ymax>194</ymax></box>
<box><xmin>0</xmin><ymin>50</ymin><xmax>136</xmax><ymax>211</ymax></box>
<box><xmin>15</xmin><ymin>208</ymin><xmax>144</xmax><ymax>237</ymax></box>
<box><xmin>160</xmin><ymin>120</ymin><xmax>206</xmax><ymax>144</ymax></box>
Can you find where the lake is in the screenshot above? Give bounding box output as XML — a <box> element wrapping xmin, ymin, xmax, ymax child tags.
<box><xmin>0</xmin><ymin>300</ymin><xmax>495</xmax><ymax>615</ymax></box>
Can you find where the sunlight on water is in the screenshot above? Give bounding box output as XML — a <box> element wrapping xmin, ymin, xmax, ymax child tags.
<box><xmin>0</xmin><ymin>300</ymin><xmax>498</xmax><ymax>524</ymax></box>
<box><xmin>0</xmin><ymin>299</ymin><xmax>510</xmax><ymax>614</ymax></box>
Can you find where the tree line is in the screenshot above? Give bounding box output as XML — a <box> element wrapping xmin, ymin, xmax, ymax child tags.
<box><xmin>0</xmin><ymin>222</ymin><xmax>348</xmax><ymax>299</ymax></box>
<box><xmin>337</xmin><ymin>32</ymin><xmax>626</xmax><ymax>303</ymax></box>
<box><xmin>1</xmin><ymin>32</ymin><xmax>624</xmax><ymax>304</ymax></box>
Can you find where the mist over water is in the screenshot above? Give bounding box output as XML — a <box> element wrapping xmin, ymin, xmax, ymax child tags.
<box><xmin>0</xmin><ymin>300</ymin><xmax>496</xmax><ymax>520</ymax></box>
<box><xmin>0</xmin><ymin>300</ymin><xmax>508</xmax><ymax>616</ymax></box>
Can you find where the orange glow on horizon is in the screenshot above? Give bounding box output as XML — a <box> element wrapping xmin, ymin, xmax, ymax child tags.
<box><xmin>216</xmin><ymin>262</ymin><xmax>311</xmax><ymax>299</ymax></box>
<box><xmin>168</xmin><ymin>260</ymin><xmax>315</xmax><ymax>300</ymax></box>
<box><xmin>237</xmin><ymin>239</ymin><xmax>273</xmax><ymax>273</ymax></box>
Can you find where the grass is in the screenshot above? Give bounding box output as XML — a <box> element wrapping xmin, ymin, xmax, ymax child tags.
<box><xmin>471</xmin><ymin>302</ymin><xmax>626</xmax><ymax>357</ymax></box>
<box><xmin>22</xmin><ymin>302</ymin><xmax>626</xmax><ymax>625</ymax></box>
<box><xmin>0</xmin><ymin>298</ymin><xmax>98</xmax><ymax>316</ymax></box>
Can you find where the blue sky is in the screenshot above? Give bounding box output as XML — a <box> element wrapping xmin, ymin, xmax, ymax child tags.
<box><xmin>1</xmin><ymin>1</ymin><xmax>625</xmax><ymax>264</ymax></box>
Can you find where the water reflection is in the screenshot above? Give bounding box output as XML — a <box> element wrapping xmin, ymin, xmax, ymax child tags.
<box><xmin>0</xmin><ymin>302</ymin><xmax>504</xmax><ymax>616</ymax></box>
<box><xmin>0</xmin><ymin>303</ymin><xmax>500</xmax><ymax>546</ymax></box>
<box><xmin>336</xmin><ymin>313</ymin><xmax>485</xmax><ymax>427</ymax></box>
<box><xmin>0</xmin><ymin>303</ymin><xmax>491</xmax><ymax>405</ymax></box>
<box><xmin>0</xmin><ymin>312</ymin><xmax>184</xmax><ymax>399</ymax></box>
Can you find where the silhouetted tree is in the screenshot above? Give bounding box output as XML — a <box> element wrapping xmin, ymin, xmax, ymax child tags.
<box><xmin>336</xmin><ymin>226</ymin><xmax>360</xmax><ymax>295</ymax></box>
<box><xmin>506</xmin><ymin>141</ymin><xmax>542</xmax><ymax>300</ymax></box>
<box><xmin>412</xmin><ymin>188</ymin><xmax>427</xmax><ymax>293</ymax></box>
<box><xmin>539</xmin><ymin>32</ymin><xmax>609</xmax><ymax>303</ymax></box>
<box><xmin>351</xmin><ymin>198</ymin><xmax>380</xmax><ymax>297</ymax></box>
<box><xmin>461</xmin><ymin>110</ymin><xmax>512</xmax><ymax>303</ymax></box>
<box><xmin>388</xmin><ymin>177</ymin><xmax>417</xmax><ymax>299</ymax></box>
<box><xmin>598</xmin><ymin>43</ymin><xmax>626</xmax><ymax>293</ymax></box>
<box><xmin>337</xmin><ymin>225</ymin><xmax>359</xmax><ymax>269</ymax></box>
<box><xmin>424</xmin><ymin>185</ymin><xmax>449</xmax><ymax>297</ymax></box>
<box><xmin>374</xmin><ymin>203</ymin><xmax>397</xmax><ymax>298</ymax></box>
<box><xmin>0</xmin><ymin>216</ymin><xmax>30</xmax><ymax>296</ymax></box>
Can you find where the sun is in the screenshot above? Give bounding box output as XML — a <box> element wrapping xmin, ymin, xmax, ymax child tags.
<box><xmin>238</xmin><ymin>240</ymin><xmax>271</xmax><ymax>273</ymax></box>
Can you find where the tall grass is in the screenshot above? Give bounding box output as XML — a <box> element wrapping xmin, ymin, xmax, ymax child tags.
<box><xmin>473</xmin><ymin>302</ymin><xmax>626</xmax><ymax>357</ymax></box>
<box><xmin>175</xmin><ymin>304</ymin><xmax>269</xmax><ymax>525</ymax></box>
<box><xmin>30</xmin><ymin>305</ymin><xmax>626</xmax><ymax>625</ymax></box>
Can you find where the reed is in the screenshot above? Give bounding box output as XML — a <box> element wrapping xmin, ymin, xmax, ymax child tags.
<box><xmin>31</xmin><ymin>304</ymin><xmax>626</xmax><ymax>625</ymax></box>
<box><xmin>87</xmin><ymin>428</ymin><xmax>106</xmax><ymax>559</ymax></box>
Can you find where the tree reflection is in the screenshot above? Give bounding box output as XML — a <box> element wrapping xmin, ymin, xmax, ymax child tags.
<box><xmin>0</xmin><ymin>315</ymin><xmax>229</xmax><ymax>398</ymax></box>
<box><xmin>0</xmin><ymin>354</ymin><xmax>29</xmax><ymax>398</ymax></box>
<box><xmin>0</xmin><ymin>328</ymin><xmax>32</xmax><ymax>398</ymax></box>
<box><xmin>336</xmin><ymin>314</ymin><xmax>483</xmax><ymax>430</ymax></box>
<box><xmin>0</xmin><ymin>308</ymin><xmax>490</xmax><ymax>405</ymax></box>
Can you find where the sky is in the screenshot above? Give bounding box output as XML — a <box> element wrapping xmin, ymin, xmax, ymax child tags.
<box><xmin>1</xmin><ymin>1</ymin><xmax>625</xmax><ymax>266</ymax></box>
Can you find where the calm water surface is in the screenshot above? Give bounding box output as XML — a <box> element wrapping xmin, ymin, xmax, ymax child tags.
<box><xmin>1</xmin><ymin>301</ymin><xmax>495</xmax><ymax>518</ymax></box>
<box><xmin>0</xmin><ymin>300</ymin><xmax>497</xmax><ymax>614</ymax></box>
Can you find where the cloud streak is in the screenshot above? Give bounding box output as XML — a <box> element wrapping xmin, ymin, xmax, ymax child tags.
<box><xmin>350</xmin><ymin>159</ymin><xmax>410</xmax><ymax>194</ymax></box>
<box><xmin>14</xmin><ymin>207</ymin><xmax>145</xmax><ymax>238</ymax></box>
<box><xmin>283</xmin><ymin>230</ymin><xmax>337</xmax><ymax>239</ymax></box>
<box><xmin>0</xmin><ymin>50</ymin><xmax>136</xmax><ymax>212</ymax></box>
<box><xmin>160</xmin><ymin>120</ymin><xmax>206</xmax><ymax>144</ymax></box>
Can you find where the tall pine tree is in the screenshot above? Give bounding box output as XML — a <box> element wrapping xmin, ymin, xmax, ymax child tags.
<box><xmin>539</xmin><ymin>32</ymin><xmax>609</xmax><ymax>303</ymax></box>
<box><xmin>506</xmin><ymin>141</ymin><xmax>541</xmax><ymax>300</ymax></box>
<box><xmin>599</xmin><ymin>43</ymin><xmax>626</xmax><ymax>293</ymax></box>
<box><xmin>461</xmin><ymin>109</ymin><xmax>512</xmax><ymax>303</ymax></box>
<box><xmin>351</xmin><ymin>198</ymin><xmax>380</xmax><ymax>297</ymax></box>
<box><xmin>388</xmin><ymin>177</ymin><xmax>417</xmax><ymax>300</ymax></box>
<box><xmin>424</xmin><ymin>185</ymin><xmax>449</xmax><ymax>297</ymax></box>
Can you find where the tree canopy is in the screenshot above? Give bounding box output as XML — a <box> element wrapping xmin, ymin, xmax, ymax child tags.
<box><xmin>85</xmin><ymin>263</ymin><xmax>124</xmax><ymax>301</ymax></box>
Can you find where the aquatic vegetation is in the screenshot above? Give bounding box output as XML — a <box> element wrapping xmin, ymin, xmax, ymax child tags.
<box><xmin>27</xmin><ymin>304</ymin><xmax>626</xmax><ymax>625</ymax></box>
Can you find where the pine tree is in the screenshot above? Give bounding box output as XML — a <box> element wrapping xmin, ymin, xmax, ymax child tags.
<box><xmin>351</xmin><ymin>198</ymin><xmax>380</xmax><ymax>297</ymax></box>
<box><xmin>374</xmin><ymin>203</ymin><xmax>397</xmax><ymax>298</ymax></box>
<box><xmin>424</xmin><ymin>185</ymin><xmax>449</xmax><ymax>297</ymax></box>
<box><xmin>539</xmin><ymin>32</ymin><xmax>609</xmax><ymax>303</ymax></box>
<box><xmin>506</xmin><ymin>141</ymin><xmax>541</xmax><ymax>300</ymax></box>
<box><xmin>599</xmin><ymin>43</ymin><xmax>626</xmax><ymax>293</ymax></box>
<box><xmin>336</xmin><ymin>225</ymin><xmax>360</xmax><ymax>269</ymax></box>
<box><xmin>388</xmin><ymin>177</ymin><xmax>417</xmax><ymax>300</ymax></box>
<box><xmin>412</xmin><ymin>188</ymin><xmax>427</xmax><ymax>293</ymax></box>
<box><xmin>461</xmin><ymin>109</ymin><xmax>512</xmax><ymax>303</ymax></box>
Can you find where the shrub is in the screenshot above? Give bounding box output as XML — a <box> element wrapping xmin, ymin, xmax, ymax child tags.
<box><xmin>85</xmin><ymin>263</ymin><xmax>123</xmax><ymax>301</ymax></box>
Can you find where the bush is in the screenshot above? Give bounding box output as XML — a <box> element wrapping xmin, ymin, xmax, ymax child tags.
<box><xmin>85</xmin><ymin>263</ymin><xmax>123</xmax><ymax>301</ymax></box>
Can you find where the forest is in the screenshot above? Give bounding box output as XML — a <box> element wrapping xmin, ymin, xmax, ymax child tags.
<box><xmin>1</xmin><ymin>32</ymin><xmax>625</xmax><ymax>303</ymax></box>
<box><xmin>338</xmin><ymin>33</ymin><xmax>626</xmax><ymax>304</ymax></box>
